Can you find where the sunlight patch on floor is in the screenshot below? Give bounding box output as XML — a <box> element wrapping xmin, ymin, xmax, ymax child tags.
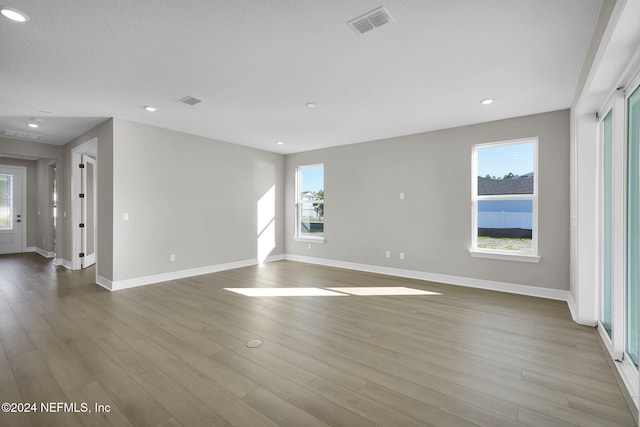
<box><xmin>224</xmin><ymin>287</ymin><xmax>346</xmax><ymax>297</ymax></box>
<box><xmin>225</xmin><ymin>287</ymin><xmax>441</xmax><ymax>297</ymax></box>
<box><xmin>327</xmin><ymin>287</ymin><xmax>441</xmax><ymax>296</ymax></box>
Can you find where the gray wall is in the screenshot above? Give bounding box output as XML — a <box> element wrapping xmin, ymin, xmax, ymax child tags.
<box><xmin>285</xmin><ymin>110</ymin><xmax>570</xmax><ymax>291</ymax></box>
<box><xmin>111</xmin><ymin>119</ymin><xmax>284</xmax><ymax>282</ymax></box>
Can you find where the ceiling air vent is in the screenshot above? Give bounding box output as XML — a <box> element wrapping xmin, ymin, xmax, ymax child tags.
<box><xmin>179</xmin><ymin>95</ymin><xmax>203</xmax><ymax>106</ymax></box>
<box><xmin>1</xmin><ymin>129</ymin><xmax>42</xmax><ymax>141</ymax></box>
<box><xmin>347</xmin><ymin>6</ymin><xmax>393</xmax><ymax>34</ymax></box>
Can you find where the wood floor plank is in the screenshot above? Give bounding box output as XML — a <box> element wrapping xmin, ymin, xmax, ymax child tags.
<box><xmin>27</xmin><ymin>331</ymin><xmax>94</xmax><ymax>392</ymax></box>
<box><xmin>68</xmin><ymin>339</ymin><xmax>173</xmax><ymax>427</ymax></box>
<box><xmin>10</xmin><ymin>350</ymin><xmax>83</xmax><ymax>427</ymax></box>
<box><xmin>0</xmin><ymin>253</ymin><xmax>635</xmax><ymax>427</ymax></box>
<box><xmin>242</xmin><ymin>387</ymin><xmax>331</xmax><ymax>427</ymax></box>
<box><xmin>213</xmin><ymin>349</ymin><xmax>380</xmax><ymax>427</ymax></box>
<box><xmin>0</xmin><ymin>377</ymin><xmax>33</xmax><ymax>427</ymax></box>
<box><xmin>64</xmin><ymin>381</ymin><xmax>135</xmax><ymax>427</ymax></box>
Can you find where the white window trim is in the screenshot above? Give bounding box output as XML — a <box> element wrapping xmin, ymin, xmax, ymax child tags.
<box><xmin>470</xmin><ymin>137</ymin><xmax>539</xmax><ymax>262</ymax></box>
<box><xmin>469</xmin><ymin>249</ymin><xmax>540</xmax><ymax>263</ymax></box>
<box><xmin>294</xmin><ymin>163</ymin><xmax>325</xmax><ymax>243</ymax></box>
<box><xmin>294</xmin><ymin>235</ymin><xmax>326</xmax><ymax>243</ymax></box>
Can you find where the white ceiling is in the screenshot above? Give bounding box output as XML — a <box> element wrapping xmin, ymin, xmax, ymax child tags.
<box><xmin>0</xmin><ymin>0</ymin><xmax>603</xmax><ymax>154</ymax></box>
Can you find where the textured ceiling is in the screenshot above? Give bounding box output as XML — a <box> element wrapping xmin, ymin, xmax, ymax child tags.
<box><xmin>0</xmin><ymin>0</ymin><xmax>603</xmax><ymax>153</ymax></box>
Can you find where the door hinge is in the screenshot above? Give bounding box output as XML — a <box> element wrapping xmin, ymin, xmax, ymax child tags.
<box><xmin>79</xmin><ymin>252</ymin><xmax>85</xmax><ymax>258</ymax></box>
<box><xmin>79</xmin><ymin>163</ymin><xmax>85</xmax><ymax>169</ymax></box>
<box><xmin>79</xmin><ymin>193</ymin><xmax>85</xmax><ymax>198</ymax></box>
<box><xmin>79</xmin><ymin>223</ymin><xmax>85</xmax><ymax>228</ymax></box>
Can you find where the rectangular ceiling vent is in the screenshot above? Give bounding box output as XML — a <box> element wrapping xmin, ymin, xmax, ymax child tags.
<box><xmin>179</xmin><ymin>95</ymin><xmax>203</xmax><ymax>106</ymax></box>
<box><xmin>347</xmin><ymin>6</ymin><xmax>393</xmax><ymax>34</ymax></box>
<box><xmin>1</xmin><ymin>129</ymin><xmax>43</xmax><ymax>141</ymax></box>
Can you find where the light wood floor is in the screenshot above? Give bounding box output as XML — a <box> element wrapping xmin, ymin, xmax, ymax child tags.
<box><xmin>0</xmin><ymin>253</ymin><xmax>636</xmax><ymax>427</ymax></box>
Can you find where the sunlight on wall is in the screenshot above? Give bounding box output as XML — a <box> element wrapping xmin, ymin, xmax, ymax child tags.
<box><xmin>257</xmin><ymin>185</ymin><xmax>276</xmax><ymax>263</ymax></box>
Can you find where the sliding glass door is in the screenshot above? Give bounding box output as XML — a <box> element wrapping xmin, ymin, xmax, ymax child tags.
<box><xmin>627</xmin><ymin>85</ymin><xmax>639</xmax><ymax>367</ymax></box>
<box><xmin>602</xmin><ymin>111</ymin><xmax>613</xmax><ymax>336</ymax></box>
<box><xmin>597</xmin><ymin>78</ymin><xmax>639</xmax><ymax>408</ymax></box>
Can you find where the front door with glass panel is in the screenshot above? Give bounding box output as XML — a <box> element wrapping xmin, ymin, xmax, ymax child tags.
<box><xmin>0</xmin><ymin>166</ymin><xmax>24</xmax><ymax>254</ymax></box>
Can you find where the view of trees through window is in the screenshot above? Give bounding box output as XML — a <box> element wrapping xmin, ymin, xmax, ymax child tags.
<box><xmin>475</xmin><ymin>140</ymin><xmax>536</xmax><ymax>253</ymax></box>
<box><xmin>298</xmin><ymin>165</ymin><xmax>324</xmax><ymax>236</ymax></box>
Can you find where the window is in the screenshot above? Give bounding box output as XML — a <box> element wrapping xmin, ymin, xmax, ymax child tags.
<box><xmin>0</xmin><ymin>173</ymin><xmax>13</xmax><ymax>230</ymax></box>
<box><xmin>471</xmin><ymin>138</ymin><xmax>539</xmax><ymax>262</ymax></box>
<box><xmin>295</xmin><ymin>164</ymin><xmax>324</xmax><ymax>241</ymax></box>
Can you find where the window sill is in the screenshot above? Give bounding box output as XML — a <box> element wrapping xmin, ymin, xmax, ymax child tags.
<box><xmin>294</xmin><ymin>236</ymin><xmax>325</xmax><ymax>244</ymax></box>
<box><xmin>469</xmin><ymin>249</ymin><xmax>540</xmax><ymax>263</ymax></box>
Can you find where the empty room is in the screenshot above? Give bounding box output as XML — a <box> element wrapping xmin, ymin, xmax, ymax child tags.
<box><xmin>0</xmin><ymin>1</ymin><xmax>639</xmax><ymax>426</ymax></box>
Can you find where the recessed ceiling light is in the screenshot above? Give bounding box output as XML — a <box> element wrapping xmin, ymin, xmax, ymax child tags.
<box><xmin>276</xmin><ymin>141</ymin><xmax>284</xmax><ymax>145</ymax></box>
<box><xmin>306</xmin><ymin>102</ymin><xmax>317</xmax><ymax>108</ymax></box>
<box><xmin>481</xmin><ymin>99</ymin><xmax>494</xmax><ymax>105</ymax></box>
<box><xmin>1</xmin><ymin>7</ymin><xmax>29</xmax><ymax>22</ymax></box>
<box><xmin>27</xmin><ymin>122</ymin><xmax>39</xmax><ymax>128</ymax></box>
<box><xmin>144</xmin><ymin>106</ymin><xmax>157</xmax><ymax>112</ymax></box>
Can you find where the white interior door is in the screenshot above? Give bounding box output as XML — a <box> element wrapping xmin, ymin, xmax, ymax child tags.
<box><xmin>0</xmin><ymin>166</ymin><xmax>25</xmax><ymax>255</ymax></box>
<box><xmin>80</xmin><ymin>155</ymin><xmax>96</xmax><ymax>268</ymax></box>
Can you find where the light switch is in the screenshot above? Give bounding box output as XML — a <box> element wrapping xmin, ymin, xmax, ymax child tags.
<box><xmin>400</xmin><ymin>192</ymin><xmax>405</xmax><ymax>200</ymax></box>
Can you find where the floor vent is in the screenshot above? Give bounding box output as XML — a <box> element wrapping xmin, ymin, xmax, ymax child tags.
<box><xmin>347</xmin><ymin>6</ymin><xmax>393</xmax><ymax>34</ymax></box>
<box><xmin>179</xmin><ymin>95</ymin><xmax>203</xmax><ymax>106</ymax></box>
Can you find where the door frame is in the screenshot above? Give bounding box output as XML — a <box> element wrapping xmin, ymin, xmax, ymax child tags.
<box><xmin>0</xmin><ymin>164</ymin><xmax>27</xmax><ymax>254</ymax></box>
<box><xmin>71</xmin><ymin>138</ymin><xmax>97</xmax><ymax>270</ymax></box>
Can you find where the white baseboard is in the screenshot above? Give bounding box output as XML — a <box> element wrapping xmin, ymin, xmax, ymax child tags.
<box><xmin>54</xmin><ymin>258</ymin><xmax>73</xmax><ymax>270</ymax></box>
<box><xmin>567</xmin><ymin>292</ymin><xmax>578</xmax><ymax>322</ymax></box>
<box><xmin>107</xmin><ymin>254</ymin><xmax>285</xmax><ymax>291</ymax></box>
<box><xmin>566</xmin><ymin>291</ymin><xmax>597</xmax><ymax>326</ymax></box>
<box><xmin>34</xmin><ymin>247</ymin><xmax>56</xmax><ymax>258</ymax></box>
<box><xmin>96</xmin><ymin>275</ymin><xmax>113</xmax><ymax>291</ymax></box>
<box><xmin>284</xmin><ymin>254</ymin><xmax>570</xmax><ymax>302</ymax></box>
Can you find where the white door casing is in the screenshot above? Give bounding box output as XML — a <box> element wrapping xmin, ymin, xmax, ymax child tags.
<box><xmin>71</xmin><ymin>138</ymin><xmax>97</xmax><ymax>271</ymax></box>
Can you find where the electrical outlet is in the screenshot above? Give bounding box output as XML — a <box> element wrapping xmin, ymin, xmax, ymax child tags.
<box><xmin>308</xmin><ymin>244</ymin><xmax>312</xmax><ymax>250</ymax></box>
<box><xmin>400</xmin><ymin>252</ymin><xmax>405</xmax><ymax>260</ymax></box>
<box><xmin>169</xmin><ymin>254</ymin><xmax>175</xmax><ymax>262</ymax></box>
<box><xmin>385</xmin><ymin>251</ymin><xmax>391</xmax><ymax>258</ymax></box>
<box><xmin>123</xmin><ymin>212</ymin><xmax>129</xmax><ymax>221</ymax></box>
<box><xmin>400</xmin><ymin>192</ymin><xmax>405</xmax><ymax>200</ymax></box>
